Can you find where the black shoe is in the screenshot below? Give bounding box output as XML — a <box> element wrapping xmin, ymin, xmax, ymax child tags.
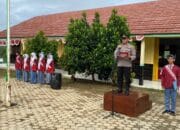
<box><xmin>162</xmin><ymin>110</ymin><xmax>170</xmax><ymax>114</ymax></box>
<box><xmin>169</xmin><ymin>111</ymin><xmax>176</xmax><ymax>116</ymax></box>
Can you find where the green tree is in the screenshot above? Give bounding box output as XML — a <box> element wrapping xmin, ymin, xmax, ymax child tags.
<box><xmin>107</xmin><ymin>9</ymin><xmax>130</xmax><ymax>43</ymax></box>
<box><xmin>60</xmin><ymin>12</ymin><xmax>91</xmax><ymax>76</ymax></box>
<box><xmin>105</xmin><ymin>9</ymin><xmax>130</xmax><ymax>81</ymax></box>
<box><xmin>61</xmin><ymin>9</ymin><xmax>131</xmax><ymax>81</ymax></box>
<box><xmin>87</xmin><ymin>12</ymin><xmax>108</xmax><ymax>80</ymax></box>
<box><xmin>94</xmin><ymin>9</ymin><xmax>130</xmax><ymax>80</ymax></box>
<box><xmin>24</xmin><ymin>31</ymin><xmax>59</xmax><ymax>63</ymax></box>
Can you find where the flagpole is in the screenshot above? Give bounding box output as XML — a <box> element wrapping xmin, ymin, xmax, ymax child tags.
<box><xmin>6</xmin><ymin>0</ymin><xmax>11</xmax><ymax>106</ymax></box>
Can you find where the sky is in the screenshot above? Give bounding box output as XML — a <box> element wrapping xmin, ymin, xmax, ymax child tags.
<box><xmin>0</xmin><ymin>0</ymin><xmax>154</xmax><ymax>31</ymax></box>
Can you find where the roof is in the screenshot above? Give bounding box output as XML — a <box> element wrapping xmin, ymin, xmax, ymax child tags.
<box><xmin>0</xmin><ymin>0</ymin><xmax>180</xmax><ymax>38</ymax></box>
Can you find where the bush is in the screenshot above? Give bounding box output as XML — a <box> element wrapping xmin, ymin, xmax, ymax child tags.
<box><xmin>0</xmin><ymin>46</ymin><xmax>6</xmax><ymax>63</ymax></box>
<box><xmin>23</xmin><ymin>31</ymin><xmax>59</xmax><ymax>63</ymax></box>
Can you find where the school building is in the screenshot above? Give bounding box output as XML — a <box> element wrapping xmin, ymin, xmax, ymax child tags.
<box><xmin>0</xmin><ymin>0</ymin><xmax>180</xmax><ymax>82</ymax></box>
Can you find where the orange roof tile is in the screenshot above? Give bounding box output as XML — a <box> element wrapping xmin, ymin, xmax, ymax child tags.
<box><xmin>0</xmin><ymin>0</ymin><xmax>180</xmax><ymax>38</ymax></box>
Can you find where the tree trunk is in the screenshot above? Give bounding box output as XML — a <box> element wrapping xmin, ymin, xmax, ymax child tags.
<box><xmin>71</xmin><ymin>74</ymin><xmax>76</xmax><ymax>81</ymax></box>
<box><xmin>92</xmin><ymin>73</ymin><xmax>95</xmax><ymax>81</ymax></box>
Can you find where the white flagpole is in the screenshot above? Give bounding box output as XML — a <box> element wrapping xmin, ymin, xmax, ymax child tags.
<box><xmin>6</xmin><ymin>0</ymin><xmax>11</xmax><ymax>106</ymax></box>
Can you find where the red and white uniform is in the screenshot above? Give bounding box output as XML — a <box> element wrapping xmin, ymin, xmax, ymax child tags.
<box><xmin>46</xmin><ymin>55</ymin><xmax>55</xmax><ymax>74</ymax></box>
<box><xmin>30</xmin><ymin>53</ymin><xmax>38</xmax><ymax>72</ymax></box>
<box><xmin>15</xmin><ymin>55</ymin><xmax>22</xmax><ymax>70</ymax></box>
<box><xmin>161</xmin><ymin>64</ymin><xmax>180</xmax><ymax>89</ymax></box>
<box><xmin>23</xmin><ymin>54</ymin><xmax>30</xmax><ymax>72</ymax></box>
<box><xmin>38</xmin><ymin>53</ymin><xmax>46</xmax><ymax>72</ymax></box>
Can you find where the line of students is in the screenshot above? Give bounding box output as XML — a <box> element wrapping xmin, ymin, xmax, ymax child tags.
<box><xmin>15</xmin><ymin>52</ymin><xmax>55</xmax><ymax>84</ymax></box>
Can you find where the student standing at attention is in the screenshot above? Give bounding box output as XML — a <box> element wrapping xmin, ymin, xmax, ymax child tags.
<box><xmin>46</xmin><ymin>53</ymin><xmax>55</xmax><ymax>84</ymax></box>
<box><xmin>15</xmin><ymin>52</ymin><xmax>22</xmax><ymax>81</ymax></box>
<box><xmin>23</xmin><ymin>54</ymin><xmax>30</xmax><ymax>82</ymax></box>
<box><xmin>161</xmin><ymin>54</ymin><xmax>180</xmax><ymax>116</ymax></box>
<box><xmin>30</xmin><ymin>52</ymin><xmax>38</xmax><ymax>84</ymax></box>
<box><xmin>38</xmin><ymin>52</ymin><xmax>46</xmax><ymax>84</ymax></box>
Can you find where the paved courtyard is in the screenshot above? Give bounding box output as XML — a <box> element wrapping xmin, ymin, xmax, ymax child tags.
<box><xmin>0</xmin><ymin>78</ymin><xmax>180</xmax><ymax>130</ymax></box>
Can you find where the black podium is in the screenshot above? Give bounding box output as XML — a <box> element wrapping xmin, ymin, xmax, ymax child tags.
<box><xmin>50</xmin><ymin>73</ymin><xmax>62</xmax><ymax>89</ymax></box>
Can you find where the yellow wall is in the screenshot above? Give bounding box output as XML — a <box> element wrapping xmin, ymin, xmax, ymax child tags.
<box><xmin>144</xmin><ymin>38</ymin><xmax>155</xmax><ymax>64</ymax></box>
<box><xmin>152</xmin><ymin>38</ymin><xmax>159</xmax><ymax>81</ymax></box>
<box><xmin>58</xmin><ymin>42</ymin><xmax>64</xmax><ymax>57</ymax></box>
<box><xmin>143</xmin><ymin>37</ymin><xmax>159</xmax><ymax>80</ymax></box>
<box><xmin>21</xmin><ymin>39</ymin><xmax>26</xmax><ymax>54</ymax></box>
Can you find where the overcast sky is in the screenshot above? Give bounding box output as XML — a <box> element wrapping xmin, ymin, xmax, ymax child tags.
<box><xmin>0</xmin><ymin>0</ymin><xmax>153</xmax><ymax>31</ymax></box>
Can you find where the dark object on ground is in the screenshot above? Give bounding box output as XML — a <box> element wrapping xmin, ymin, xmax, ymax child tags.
<box><xmin>169</xmin><ymin>111</ymin><xmax>176</xmax><ymax>116</ymax></box>
<box><xmin>162</xmin><ymin>110</ymin><xmax>170</xmax><ymax>114</ymax></box>
<box><xmin>71</xmin><ymin>75</ymin><xmax>77</xmax><ymax>81</ymax></box>
<box><xmin>50</xmin><ymin>73</ymin><xmax>62</xmax><ymax>89</ymax></box>
<box><xmin>104</xmin><ymin>90</ymin><xmax>152</xmax><ymax>117</ymax></box>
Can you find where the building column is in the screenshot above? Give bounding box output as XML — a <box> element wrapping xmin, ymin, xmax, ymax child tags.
<box><xmin>21</xmin><ymin>39</ymin><xmax>26</xmax><ymax>54</ymax></box>
<box><xmin>57</xmin><ymin>38</ymin><xmax>65</xmax><ymax>58</ymax></box>
<box><xmin>152</xmin><ymin>38</ymin><xmax>159</xmax><ymax>80</ymax></box>
<box><xmin>139</xmin><ymin>39</ymin><xmax>145</xmax><ymax>85</ymax></box>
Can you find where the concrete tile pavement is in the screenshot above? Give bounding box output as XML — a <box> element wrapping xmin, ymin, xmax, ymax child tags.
<box><xmin>0</xmin><ymin>78</ymin><xmax>180</xmax><ymax>130</ymax></box>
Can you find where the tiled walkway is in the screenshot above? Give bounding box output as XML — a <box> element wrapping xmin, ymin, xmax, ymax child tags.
<box><xmin>0</xmin><ymin>79</ymin><xmax>180</xmax><ymax>130</ymax></box>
